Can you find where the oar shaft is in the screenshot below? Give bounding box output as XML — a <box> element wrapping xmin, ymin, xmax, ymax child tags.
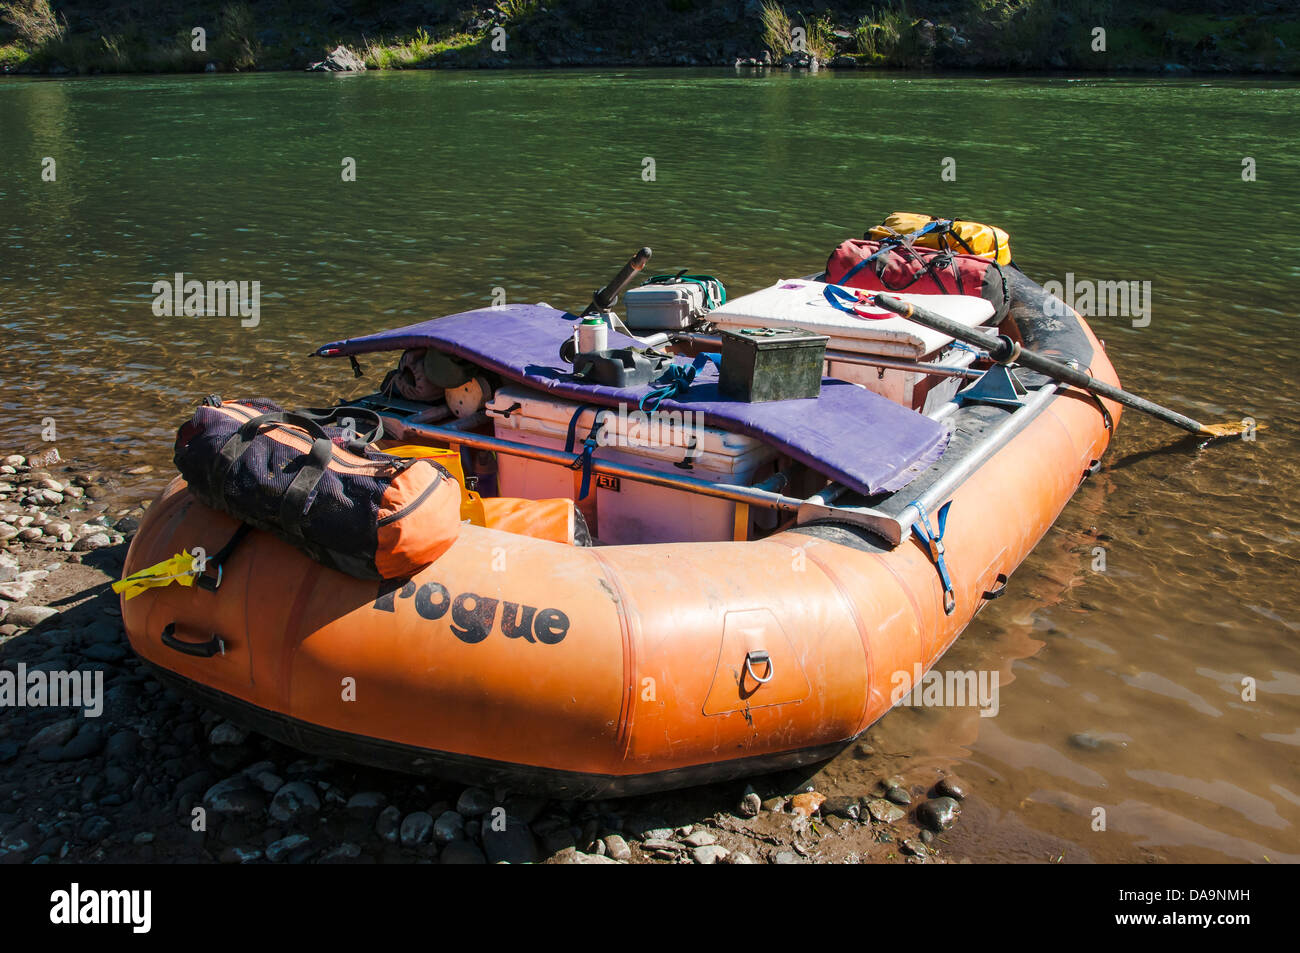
<box><xmin>874</xmin><ymin>293</ymin><xmax>1209</xmax><ymax>435</ymax></box>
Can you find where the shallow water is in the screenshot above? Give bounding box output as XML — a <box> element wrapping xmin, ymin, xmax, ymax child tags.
<box><xmin>1</xmin><ymin>70</ymin><xmax>1297</xmax><ymax>863</ymax></box>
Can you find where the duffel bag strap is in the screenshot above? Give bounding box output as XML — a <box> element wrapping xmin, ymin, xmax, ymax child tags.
<box><xmin>212</xmin><ymin>411</ymin><xmax>334</xmax><ymax>514</ymax></box>
<box><xmin>278</xmin><ymin>434</ymin><xmax>334</xmax><ymax>536</ymax></box>
<box><xmin>298</xmin><ymin>405</ymin><xmax>385</xmax><ymax>452</ymax></box>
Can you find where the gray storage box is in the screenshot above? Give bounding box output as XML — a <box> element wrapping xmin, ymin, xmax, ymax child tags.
<box><xmin>623</xmin><ymin>281</ymin><xmax>708</xmax><ymax>330</ymax></box>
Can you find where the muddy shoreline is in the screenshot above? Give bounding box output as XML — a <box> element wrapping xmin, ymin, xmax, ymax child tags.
<box><xmin>0</xmin><ymin>447</ymin><xmax>1008</xmax><ymax>865</ymax></box>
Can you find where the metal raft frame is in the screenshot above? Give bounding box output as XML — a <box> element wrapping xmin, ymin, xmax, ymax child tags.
<box><xmin>350</xmin><ymin>377</ymin><xmax>1065</xmax><ymax>550</ymax></box>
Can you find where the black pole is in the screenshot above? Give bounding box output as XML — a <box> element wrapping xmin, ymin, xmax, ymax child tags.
<box><xmin>873</xmin><ymin>293</ymin><xmax>1214</xmax><ymax>436</ymax></box>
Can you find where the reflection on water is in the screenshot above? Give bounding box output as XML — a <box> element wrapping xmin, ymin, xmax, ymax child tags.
<box><xmin>2</xmin><ymin>70</ymin><xmax>1297</xmax><ymax>862</ymax></box>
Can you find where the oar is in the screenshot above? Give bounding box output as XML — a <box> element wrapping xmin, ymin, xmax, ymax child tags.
<box><xmin>873</xmin><ymin>292</ymin><xmax>1253</xmax><ymax>438</ymax></box>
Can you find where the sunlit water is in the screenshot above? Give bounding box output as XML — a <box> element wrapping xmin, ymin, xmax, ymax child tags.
<box><xmin>2</xmin><ymin>70</ymin><xmax>1297</xmax><ymax>862</ymax></box>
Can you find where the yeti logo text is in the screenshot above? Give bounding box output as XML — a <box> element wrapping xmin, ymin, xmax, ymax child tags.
<box><xmin>50</xmin><ymin>883</ymin><xmax>151</xmax><ymax>933</ymax></box>
<box><xmin>151</xmin><ymin>273</ymin><xmax>261</xmax><ymax>328</ymax></box>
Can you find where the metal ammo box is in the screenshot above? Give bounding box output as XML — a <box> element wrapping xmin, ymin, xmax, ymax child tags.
<box><xmin>718</xmin><ymin>326</ymin><xmax>828</xmax><ymax>403</ymax></box>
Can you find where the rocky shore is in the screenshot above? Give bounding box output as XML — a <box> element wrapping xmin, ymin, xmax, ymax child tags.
<box><xmin>0</xmin><ymin>448</ymin><xmax>976</xmax><ymax>865</ymax></box>
<box><xmin>1</xmin><ymin>1</ymin><xmax>1297</xmax><ymax>77</ymax></box>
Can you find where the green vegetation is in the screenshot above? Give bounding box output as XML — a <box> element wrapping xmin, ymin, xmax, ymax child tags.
<box><xmin>759</xmin><ymin>1</ymin><xmax>793</xmax><ymax>58</ymax></box>
<box><xmin>0</xmin><ymin>1</ymin><xmax>1293</xmax><ymax>75</ymax></box>
<box><xmin>854</xmin><ymin>5</ymin><xmax>909</xmax><ymax>62</ymax></box>
<box><xmin>799</xmin><ymin>13</ymin><xmax>838</xmax><ymax>62</ymax></box>
<box><xmin>0</xmin><ymin>0</ymin><xmax>63</xmax><ymax>46</ymax></box>
<box><xmin>362</xmin><ymin>26</ymin><xmax>488</xmax><ymax>70</ymax></box>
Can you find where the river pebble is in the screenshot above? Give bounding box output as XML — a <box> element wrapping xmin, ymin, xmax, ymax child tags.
<box><xmin>602</xmin><ymin>834</ymin><xmax>631</xmax><ymax>860</ymax></box>
<box><xmin>693</xmin><ymin>844</ymin><xmax>729</xmax><ymax>864</ymax></box>
<box><xmin>935</xmin><ymin>777</ymin><xmax>967</xmax><ymax>800</ymax></box>
<box><xmin>269</xmin><ymin>781</ymin><xmax>321</xmax><ymax>823</ymax></box>
<box><xmin>916</xmin><ymin>796</ymin><xmax>961</xmax><ymax>832</ymax></box>
<box><xmin>866</xmin><ymin>798</ymin><xmax>906</xmax><ymax>824</ymax></box>
<box><xmin>455</xmin><ymin>786</ymin><xmax>495</xmax><ymax>817</ymax></box>
<box><xmin>399</xmin><ymin>811</ymin><xmax>434</xmax><ymax>847</ymax></box>
<box><xmin>432</xmin><ymin>809</ymin><xmax>465</xmax><ymax>844</ymax></box>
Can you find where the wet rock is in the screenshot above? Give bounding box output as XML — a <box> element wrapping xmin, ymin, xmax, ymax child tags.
<box><xmin>55</xmin><ymin>723</ymin><xmax>104</xmax><ymax>761</ymax></box>
<box><xmin>866</xmin><ymin>798</ymin><xmax>906</xmax><ymax>824</ymax></box>
<box><xmin>318</xmin><ymin>843</ymin><xmax>363</xmax><ymax>863</ymax></box>
<box><xmin>432</xmin><ymin>810</ymin><xmax>465</xmax><ymax>844</ymax></box>
<box><xmin>269</xmin><ymin>781</ymin><xmax>321</xmax><ymax>824</ymax></box>
<box><xmin>83</xmin><ymin>643</ymin><xmax>127</xmax><ymax>663</ymax></box>
<box><xmin>1069</xmin><ymin>731</ymin><xmax>1128</xmax><ymax>752</ymax></box>
<box><xmin>481</xmin><ymin>818</ymin><xmax>539</xmax><ymax>864</ymax></box>
<box><xmin>441</xmin><ymin>841</ymin><xmax>487</xmax><ymax>864</ymax></box>
<box><xmin>602</xmin><ymin>834</ymin><xmax>631</xmax><ymax>861</ymax></box>
<box><xmin>79</xmin><ymin>815</ymin><xmax>112</xmax><ymax>842</ymax></box>
<box><xmin>266</xmin><ymin>833</ymin><xmax>314</xmax><ymax>863</ymax></box>
<box><xmin>26</xmin><ymin>718</ymin><xmax>79</xmax><ymax>751</ymax></box>
<box><xmin>345</xmin><ymin>791</ymin><xmax>387</xmax><ymax>822</ymax></box>
<box><xmin>208</xmin><ymin>721</ymin><xmax>249</xmax><ymax>746</ymax></box>
<box><xmin>455</xmin><ymin>786</ymin><xmax>494</xmax><ymax>817</ymax></box>
<box><xmin>821</xmin><ymin>796</ymin><xmax>862</xmax><ymax>821</ymax></box>
<box><xmin>399</xmin><ymin>811</ymin><xmax>434</xmax><ymax>848</ymax></box>
<box><xmin>248</xmin><ymin>768</ymin><xmax>284</xmax><ymax>795</ymax></box>
<box><xmin>202</xmin><ymin>775</ymin><xmax>267</xmax><ymax>820</ymax></box>
<box><xmin>375</xmin><ymin>805</ymin><xmax>401</xmax><ymax>843</ymax></box>
<box><xmin>738</xmin><ymin>791</ymin><xmax>761</xmax><ymax>817</ymax></box>
<box><xmin>901</xmin><ymin>837</ymin><xmax>928</xmax><ymax>856</ymax></box>
<box><xmin>693</xmin><ymin>844</ymin><xmax>730</xmax><ymax>864</ymax></box>
<box><xmin>916</xmin><ymin>796</ymin><xmax>961</xmax><ymax>832</ymax></box>
<box><xmin>104</xmin><ymin>729</ymin><xmax>139</xmax><ymax>761</ymax></box>
<box><xmin>132</xmin><ymin>832</ymin><xmax>155</xmax><ymax>846</ymax></box>
<box><xmin>886</xmin><ymin>786</ymin><xmax>912</xmax><ymax>806</ymax></box>
<box><xmin>220</xmin><ymin>846</ymin><xmax>263</xmax><ymax>863</ymax></box>
<box><xmin>935</xmin><ymin>777</ymin><xmax>967</xmax><ymax>800</ymax></box>
<box><xmin>0</xmin><ymin>741</ymin><xmax>18</xmax><ymax>764</ymax></box>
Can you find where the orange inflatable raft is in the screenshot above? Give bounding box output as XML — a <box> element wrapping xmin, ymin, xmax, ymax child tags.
<box><xmin>121</xmin><ymin>266</ymin><xmax>1120</xmax><ymax>796</ymax></box>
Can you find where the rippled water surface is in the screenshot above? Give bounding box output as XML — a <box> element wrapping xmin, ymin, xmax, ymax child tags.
<box><xmin>2</xmin><ymin>70</ymin><xmax>1297</xmax><ymax>862</ymax></box>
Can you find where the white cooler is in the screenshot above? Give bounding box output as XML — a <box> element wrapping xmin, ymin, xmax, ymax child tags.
<box><xmin>707</xmin><ymin>279</ymin><xmax>997</xmax><ymax>413</ymax></box>
<box><xmin>486</xmin><ymin>385</ymin><xmax>780</xmax><ymax>545</ymax></box>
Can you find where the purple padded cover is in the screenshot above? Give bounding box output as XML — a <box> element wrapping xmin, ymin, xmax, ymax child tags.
<box><xmin>317</xmin><ymin>304</ymin><xmax>947</xmax><ymax>496</ymax></box>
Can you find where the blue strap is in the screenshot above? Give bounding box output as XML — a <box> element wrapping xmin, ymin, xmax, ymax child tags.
<box><xmin>822</xmin><ymin>284</ymin><xmax>889</xmax><ymax>319</ymax></box>
<box><xmin>910</xmin><ymin>500</ymin><xmax>955</xmax><ymax>615</ymax></box>
<box><xmin>563</xmin><ymin>403</ymin><xmax>606</xmax><ymax>501</ymax></box>
<box><xmin>639</xmin><ymin>352</ymin><xmax>720</xmax><ymax>413</ymax></box>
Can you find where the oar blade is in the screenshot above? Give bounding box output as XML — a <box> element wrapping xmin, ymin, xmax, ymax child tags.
<box><xmin>1198</xmin><ymin>420</ymin><xmax>1262</xmax><ymax>439</ymax></box>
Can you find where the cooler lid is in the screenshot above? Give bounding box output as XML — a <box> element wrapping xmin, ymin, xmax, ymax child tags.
<box><xmin>708</xmin><ymin>279</ymin><xmax>996</xmax><ymax>359</ymax></box>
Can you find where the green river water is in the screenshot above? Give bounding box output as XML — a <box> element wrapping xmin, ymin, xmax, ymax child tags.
<box><xmin>1</xmin><ymin>70</ymin><xmax>1298</xmax><ymax>863</ymax></box>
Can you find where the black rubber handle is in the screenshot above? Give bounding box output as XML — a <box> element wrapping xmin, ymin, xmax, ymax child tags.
<box><xmin>982</xmin><ymin>573</ymin><xmax>1009</xmax><ymax>600</ymax></box>
<box><xmin>160</xmin><ymin>622</ymin><xmax>224</xmax><ymax>658</ymax></box>
<box><xmin>584</xmin><ymin>247</ymin><xmax>652</xmax><ymax>316</ymax></box>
